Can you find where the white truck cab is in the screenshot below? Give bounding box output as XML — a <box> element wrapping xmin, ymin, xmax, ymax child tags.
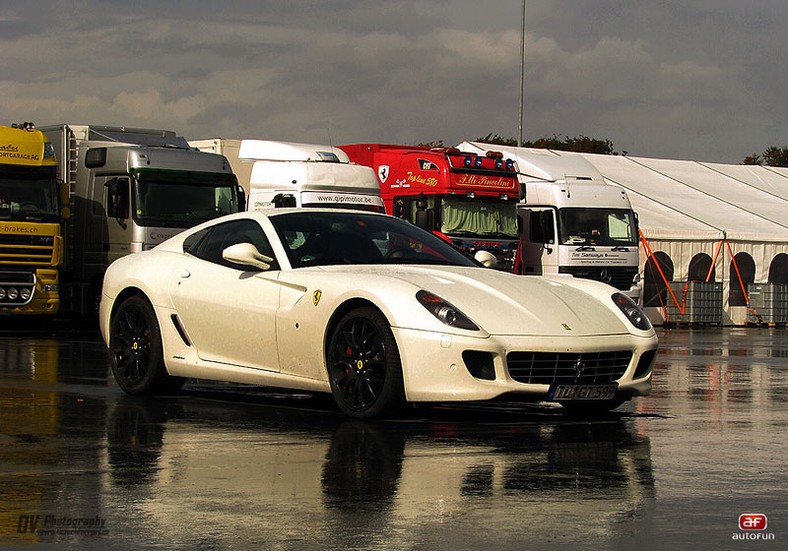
<box><xmin>189</xmin><ymin>139</ymin><xmax>384</xmax><ymax>212</ymax></box>
<box><xmin>514</xmin><ymin>153</ymin><xmax>641</xmax><ymax>300</ymax></box>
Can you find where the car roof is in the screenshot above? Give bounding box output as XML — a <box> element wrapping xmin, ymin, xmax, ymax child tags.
<box><xmin>228</xmin><ymin>207</ymin><xmax>392</xmax><ymax>222</ymax></box>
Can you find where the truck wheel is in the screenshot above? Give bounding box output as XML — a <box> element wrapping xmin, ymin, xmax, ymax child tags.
<box><xmin>326</xmin><ymin>307</ymin><xmax>405</xmax><ymax>418</ymax></box>
<box><xmin>109</xmin><ymin>295</ymin><xmax>185</xmax><ymax>395</ymax></box>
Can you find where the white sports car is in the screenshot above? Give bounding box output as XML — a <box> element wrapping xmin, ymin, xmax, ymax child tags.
<box><xmin>99</xmin><ymin>209</ymin><xmax>658</xmax><ymax>418</ymax></box>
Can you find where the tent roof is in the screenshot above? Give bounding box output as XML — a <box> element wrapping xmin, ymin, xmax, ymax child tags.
<box><xmin>458</xmin><ymin>142</ymin><xmax>788</xmax><ymax>243</ymax></box>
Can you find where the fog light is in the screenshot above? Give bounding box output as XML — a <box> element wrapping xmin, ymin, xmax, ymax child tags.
<box><xmin>7</xmin><ymin>287</ymin><xmax>19</xmax><ymax>300</ymax></box>
<box><xmin>20</xmin><ymin>288</ymin><xmax>32</xmax><ymax>301</ymax></box>
<box><xmin>0</xmin><ymin>288</ymin><xmax>5</xmax><ymax>300</ymax></box>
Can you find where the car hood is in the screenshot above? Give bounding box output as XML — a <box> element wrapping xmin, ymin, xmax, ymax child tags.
<box><xmin>315</xmin><ymin>265</ymin><xmax>631</xmax><ymax>336</ymax></box>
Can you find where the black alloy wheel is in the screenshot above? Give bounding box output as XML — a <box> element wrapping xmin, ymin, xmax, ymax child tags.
<box><xmin>327</xmin><ymin>307</ymin><xmax>405</xmax><ymax>418</ymax></box>
<box><xmin>110</xmin><ymin>295</ymin><xmax>184</xmax><ymax>395</ymax></box>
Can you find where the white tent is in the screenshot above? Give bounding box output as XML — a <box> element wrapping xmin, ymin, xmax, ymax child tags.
<box><xmin>458</xmin><ymin>142</ymin><xmax>788</xmax><ymax>325</ymax></box>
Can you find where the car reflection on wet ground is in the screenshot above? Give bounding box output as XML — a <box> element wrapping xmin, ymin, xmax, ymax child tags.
<box><xmin>0</xmin><ymin>325</ymin><xmax>785</xmax><ymax>550</ymax></box>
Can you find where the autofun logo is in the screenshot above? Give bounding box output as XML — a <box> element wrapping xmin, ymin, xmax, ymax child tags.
<box><xmin>732</xmin><ymin>513</ymin><xmax>774</xmax><ymax>541</ymax></box>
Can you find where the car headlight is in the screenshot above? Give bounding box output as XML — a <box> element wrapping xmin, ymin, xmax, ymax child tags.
<box><xmin>416</xmin><ymin>290</ymin><xmax>479</xmax><ymax>331</ymax></box>
<box><xmin>612</xmin><ymin>292</ymin><xmax>651</xmax><ymax>331</ymax></box>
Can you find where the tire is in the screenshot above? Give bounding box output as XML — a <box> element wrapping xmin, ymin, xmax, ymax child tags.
<box><xmin>109</xmin><ymin>295</ymin><xmax>185</xmax><ymax>395</ymax></box>
<box><xmin>326</xmin><ymin>307</ymin><xmax>405</xmax><ymax>419</ymax></box>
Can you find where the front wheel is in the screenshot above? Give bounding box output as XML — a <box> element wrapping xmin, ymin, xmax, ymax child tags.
<box><xmin>109</xmin><ymin>295</ymin><xmax>185</xmax><ymax>395</ymax></box>
<box><xmin>326</xmin><ymin>307</ymin><xmax>405</xmax><ymax>419</ymax></box>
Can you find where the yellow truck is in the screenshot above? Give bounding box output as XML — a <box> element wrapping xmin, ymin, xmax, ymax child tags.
<box><xmin>0</xmin><ymin>123</ymin><xmax>68</xmax><ymax>316</ymax></box>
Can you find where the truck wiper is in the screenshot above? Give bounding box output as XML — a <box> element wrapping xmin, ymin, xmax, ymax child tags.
<box><xmin>574</xmin><ymin>245</ymin><xmax>596</xmax><ymax>251</ymax></box>
<box><xmin>612</xmin><ymin>245</ymin><xmax>630</xmax><ymax>252</ymax></box>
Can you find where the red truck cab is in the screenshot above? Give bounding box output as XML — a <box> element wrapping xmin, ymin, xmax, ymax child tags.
<box><xmin>339</xmin><ymin>144</ymin><xmax>520</xmax><ymax>269</ymax></box>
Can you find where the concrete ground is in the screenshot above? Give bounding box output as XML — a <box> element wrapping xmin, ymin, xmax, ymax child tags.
<box><xmin>0</xmin><ymin>325</ymin><xmax>785</xmax><ymax>550</ymax></box>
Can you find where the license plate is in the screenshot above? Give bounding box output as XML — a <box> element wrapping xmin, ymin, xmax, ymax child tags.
<box><xmin>549</xmin><ymin>384</ymin><xmax>618</xmax><ymax>401</ymax></box>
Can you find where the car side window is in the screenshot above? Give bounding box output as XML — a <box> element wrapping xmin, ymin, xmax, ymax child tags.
<box><xmin>183</xmin><ymin>228</ymin><xmax>210</xmax><ymax>254</ymax></box>
<box><xmin>191</xmin><ymin>219</ymin><xmax>279</xmax><ymax>271</ymax></box>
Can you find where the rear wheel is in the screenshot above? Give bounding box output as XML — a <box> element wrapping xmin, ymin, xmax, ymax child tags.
<box><xmin>109</xmin><ymin>295</ymin><xmax>185</xmax><ymax>395</ymax></box>
<box><xmin>327</xmin><ymin>307</ymin><xmax>405</xmax><ymax>419</ymax></box>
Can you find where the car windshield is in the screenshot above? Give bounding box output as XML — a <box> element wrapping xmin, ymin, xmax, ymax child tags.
<box><xmin>271</xmin><ymin>211</ymin><xmax>481</xmax><ymax>268</ymax></box>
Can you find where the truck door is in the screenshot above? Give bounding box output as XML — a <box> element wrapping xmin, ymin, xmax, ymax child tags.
<box><xmin>519</xmin><ymin>207</ymin><xmax>557</xmax><ymax>276</ymax></box>
<box><xmin>99</xmin><ymin>175</ymin><xmax>134</xmax><ymax>265</ymax></box>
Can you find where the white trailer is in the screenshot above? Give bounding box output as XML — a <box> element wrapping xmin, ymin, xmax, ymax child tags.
<box><xmin>189</xmin><ymin>139</ymin><xmax>384</xmax><ymax>212</ymax></box>
<box><xmin>458</xmin><ymin>142</ymin><xmax>640</xmax><ymax>299</ymax></box>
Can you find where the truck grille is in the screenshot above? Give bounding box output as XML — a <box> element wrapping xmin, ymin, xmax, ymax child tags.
<box><xmin>558</xmin><ymin>266</ymin><xmax>637</xmax><ymax>291</ymax></box>
<box><xmin>0</xmin><ymin>234</ymin><xmax>55</xmax><ymax>264</ymax></box>
<box><xmin>506</xmin><ymin>351</ymin><xmax>632</xmax><ymax>385</ymax></box>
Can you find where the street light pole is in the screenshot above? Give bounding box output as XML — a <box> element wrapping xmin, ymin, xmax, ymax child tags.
<box><xmin>518</xmin><ymin>0</ymin><xmax>526</xmax><ymax>146</ymax></box>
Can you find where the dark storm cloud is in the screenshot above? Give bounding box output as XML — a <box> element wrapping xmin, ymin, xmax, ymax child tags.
<box><xmin>0</xmin><ymin>0</ymin><xmax>784</xmax><ymax>162</ymax></box>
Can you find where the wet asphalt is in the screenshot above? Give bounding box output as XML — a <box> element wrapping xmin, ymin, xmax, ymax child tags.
<box><xmin>0</xmin><ymin>322</ymin><xmax>785</xmax><ymax>550</ymax></box>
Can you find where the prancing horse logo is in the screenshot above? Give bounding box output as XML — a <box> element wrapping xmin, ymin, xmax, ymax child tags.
<box><xmin>313</xmin><ymin>290</ymin><xmax>322</xmax><ymax>306</ymax></box>
<box><xmin>574</xmin><ymin>357</ymin><xmax>586</xmax><ymax>378</ymax></box>
<box><xmin>378</xmin><ymin>165</ymin><xmax>390</xmax><ymax>184</ymax></box>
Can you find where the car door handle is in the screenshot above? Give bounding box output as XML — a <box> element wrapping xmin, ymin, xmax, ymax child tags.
<box><xmin>180</xmin><ymin>269</ymin><xmax>191</xmax><ymax>279</ymax></box>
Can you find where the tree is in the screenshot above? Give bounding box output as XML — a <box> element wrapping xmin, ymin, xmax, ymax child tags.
<box><xmin>476</xmin><ymin>133</ymin><xmax>617</xmax><ymax>155</ymax></box>
<box><xmin>742</xmin><ymin>145</ymin><xmax>788</xmax><ymax>167</ymax></box>
<box><xmin>475</xmin><ymin>133</ymin><xmax>518</xmax><ymax>146</ymax></box>
<box><xmin>416</xmin><ymin>140</ymin><xmax>445</xmax><ymax>149</ymax></box>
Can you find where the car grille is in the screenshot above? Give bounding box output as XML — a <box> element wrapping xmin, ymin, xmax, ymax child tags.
<box><xmin>506</xmin><ymin>351</ymin><xmax>632</xmax><ymax>385</ymax></box>
<box><xmin>558</xmin><ymin>266</ymin><xmax>637</xmax><ymax>291</ymax></box>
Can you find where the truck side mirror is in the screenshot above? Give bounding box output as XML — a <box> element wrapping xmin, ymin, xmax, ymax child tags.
<box><xmin>58</xmin><ymin>180</ymin><xmax>72</xmax><ymax>220</ymax></box>
<box><xmin>415</xmin><ymin>209</ymin><xmax>429</xmax><ymax>229</ymax></box>
<box><xmin>414</xmin><ymin>198</ymin><xmax>430</xmax><ymax>229</ymax></box>
<box><xmin>236</xmin><ymin>185</ymin><xmax>247</xmax><ymax>211</ymax></box>
<box><xmin>272</xmin><ymin>193</ymin><xmax>297</xmax><ymax>208</ymax></box>
<box><xmin>105</xmin><ymin>177</ymin><xmax>129</xmax><ymax>226</ymax></box>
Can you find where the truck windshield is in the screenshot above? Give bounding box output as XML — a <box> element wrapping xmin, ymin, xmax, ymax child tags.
<box><xmin>132</xmin><ymin>170</ymin><xmax>240</xmax><ymax>228</ymax></box>
<box><xmin>558</xmin><ymin>208</ymin><xmax>637</xmax><ymax>246</ymax></box>
<box><xmin>439</xmin><ymin>196</ymin><xmax>518</xmax><ymax>238</ymax></box>
<box><xmin>0</xmin><ymin>165</ymin><xmax>59</xmax><ymax>221</ymax></box>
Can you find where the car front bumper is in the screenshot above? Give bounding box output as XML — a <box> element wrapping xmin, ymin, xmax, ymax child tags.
<box><xmin>392</xmin><ymin>328</ymin><xmax>657</xmax><ymax>404</ymax></box>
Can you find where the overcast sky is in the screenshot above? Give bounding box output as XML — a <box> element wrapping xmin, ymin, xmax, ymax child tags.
<box><xmin>1</xmin><ymin>1</ymin><xmax>785</xmax><ymax>163</ymax></box>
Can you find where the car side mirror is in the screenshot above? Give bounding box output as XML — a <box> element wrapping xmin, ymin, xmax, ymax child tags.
<box><xmin>222</xmin><ymin>243</ymin><xmax>274</xmax><ymax>271</ymax></box>
<box><xmin>474</xmin><ymin>250</ymin><xmax>497</xmax><ymax>269</ymax></box>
